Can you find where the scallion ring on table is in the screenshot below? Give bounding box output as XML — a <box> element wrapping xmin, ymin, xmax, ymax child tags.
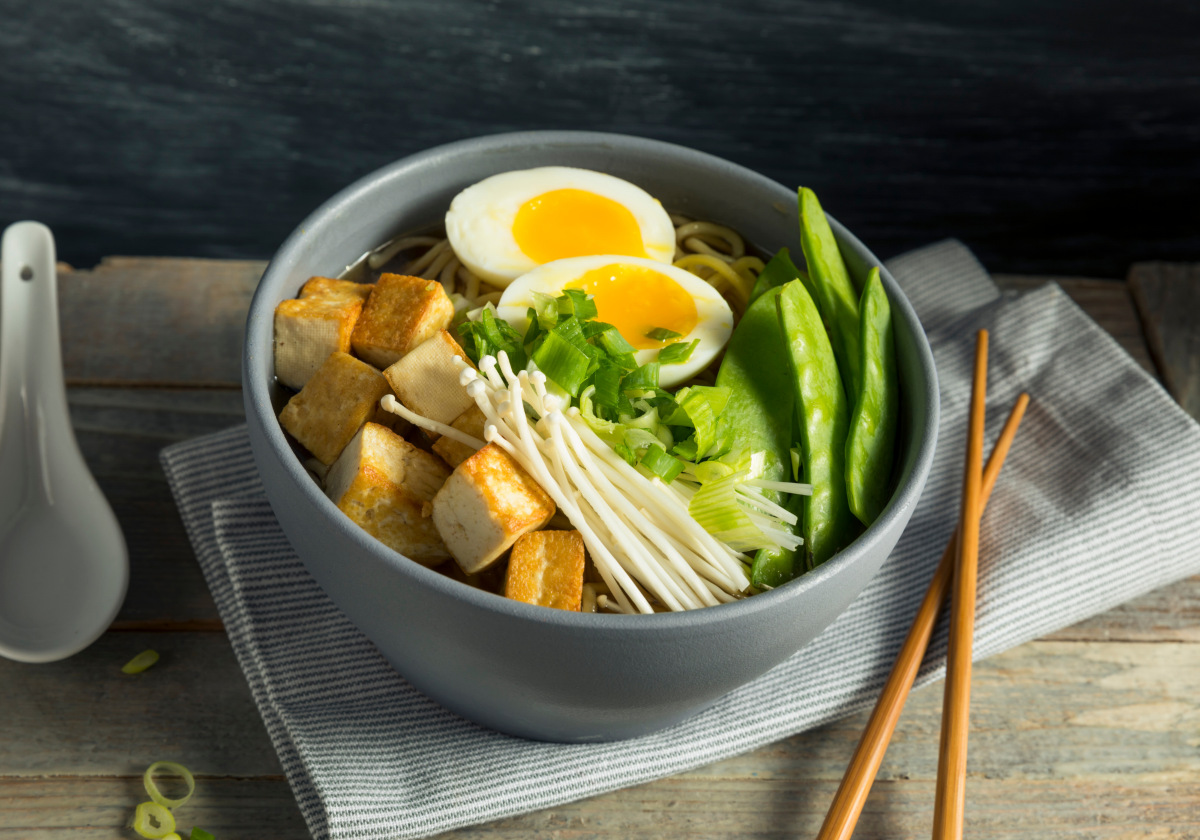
<box><xmin>132</xmin><ymin>801</ymin><xmax>176</xmax><ymax>839</ymax></box>
<box><xmin>143</xmin><ymin>761</ymin><xmax>195</xmax><ymax>811</ymax></box>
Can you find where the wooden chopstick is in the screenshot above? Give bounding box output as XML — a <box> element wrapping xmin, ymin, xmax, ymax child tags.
<box><xmin>932</xmin><ymin>329</ymin><xmax>990</xmax><ymax>839</ymax></box>
<box><xmin>816</xmin><ymin>386</ymin><xmax>1029</xmax><ymax>840</ymax></box>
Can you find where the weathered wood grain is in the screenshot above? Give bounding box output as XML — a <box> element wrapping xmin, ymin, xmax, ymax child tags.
<box><xmin>1128</xmin><ymin>262</ymin><xmax>1200</xmax><ymax>421</ymax></box>
<box><xmin>68</xmin><ymin>387</ymin><xmax>244</xmax><ymax>626</ymax></box>
<box><xmin>3</xmin><ymin>0</ymin><xmax>1199</xmax><ymax>277</ymax></box>
<box><xmin>3</xmin><ymin>641</ymin><xmax>1197</xmax><ymax>837</ymax></box>
<box><xmin>0</xmin><ymin>778</ymin><xmax>305</xmax><ymax>840</ymax></box>
<box><xmin>0</xmin><ymin>633</ymin><xmax>282</xmax><ymax>778</ymax></box>
<box><xmin>57</xmin><ymin>258</ymin><xmax>264</xmax><ymax>387</ymax></box>
<box><xmin>3</xmin><ymin>776</ymin><xmax>1197</xmax><ymax>839</ymax></box>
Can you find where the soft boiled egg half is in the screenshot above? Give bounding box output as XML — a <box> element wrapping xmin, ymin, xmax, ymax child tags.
<box><xmin>445</xmin><ymin>167</ymin><xmax>676</xmax><ymax>287</ymax></box>
<box><xmin>496</xmin><ymin>256</ymin><xmax>734</xmax><ymax>388</ymax></box>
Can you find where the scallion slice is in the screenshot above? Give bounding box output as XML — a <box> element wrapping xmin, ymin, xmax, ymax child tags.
<box><xmin>621</xmin><ymin>363</ymin><xmax>659</xmax><ymax>392</ymax></box>
<box><xmin>532</xmin><ymin>331</ymin><xmax>591</xmax><ymax>395</ymax></box>
<box><xmin>640</xmin><ymin>445</ymin><xmax>685</xmax><ymax>483</ymax></box>
<box><xmin>597</xmin><ymin>327</ymin><xmax>636</xmax><ymax>356</ymax></box>
<box><xmin>645</xmin><ymin>326</ymin><xmax>683</xmax><ymax>342</ymax></box>
<box><xmin>530</xmin><ymin>291</ymin><xmax>559</xmax><ymax>330</ymax></box>
<box><xmin>144</xmin><ymin>761</ymin><xmax>196</xmax><ymax>811</ymax></box>
<box><xmin>657</xmin><ymin>339</ymin><xmax>698</xmax><ymax>365</ymax></box>
<box><xmin>560</xmin><ymin>288</ymin><xmax>598</xmax><ymax>320</ymax></box>
<box><xmin>132</xmin><ymin>801</ymin><xmax>176</xmax><ymax>839</ymax></box>
<box><xmin>121</xmin><ymin>649</ymin><xmax>160</xmax><ymax>675</ymax></box>
<box><xmin>592</xmin><ymin>364</ymin><xmax>621</xmax><ymax>414</ymax></box>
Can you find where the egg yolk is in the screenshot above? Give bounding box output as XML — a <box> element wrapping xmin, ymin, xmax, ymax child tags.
<box><xmin>513</xmin><ymin>189</ymin><xmax>649</xmax><ymax>264</ymax></box>
<box><xmin>568</xmin><ymin>264</ymin><xmax>698</xmax><ymax>350</ymax></box>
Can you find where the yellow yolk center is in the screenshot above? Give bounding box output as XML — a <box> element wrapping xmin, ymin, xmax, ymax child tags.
<box><xmin>513</xmin><ymin>189</ymin><xmax>649</xmax><ymax>263</ymax></box>
<box><xmin>568</xmin><ymin>264</ymin><xmax>698</xmax><ymax>350</ymax></box>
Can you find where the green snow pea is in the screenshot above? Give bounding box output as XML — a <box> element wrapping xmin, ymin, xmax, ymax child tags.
<box><xmin>715</xmin><ymin>287</ymin><xmax>794</xmax><ymax>502</ymax></box>
<box><xmin>715</xmin><ymin>287</ymin><xmax>798</xmax><ymax>583</ymax></box>
<box><xmin>748</xmin><ymin>247</ymin><xmax>812</xmax><ymax>306</ymax></box>
<box><xmin>845</xmin><ymin>267</ymin><xmax>899</xmax><ymax>526</ymax></box>
<box><xmin>798</xmin><ymin>187</ymin><xmax>862</xmax><ymax>399</ymax></box>
<box><xmin>778</xmin><ymin>279</ymin><xmax>858</xmax><ymax>568</ymax></box>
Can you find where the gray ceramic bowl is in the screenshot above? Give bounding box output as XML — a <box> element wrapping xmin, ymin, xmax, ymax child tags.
<box><xmin>243</xmin><ymin>131</ymin><xmax>938</xmax><ymax>743</ymax></box>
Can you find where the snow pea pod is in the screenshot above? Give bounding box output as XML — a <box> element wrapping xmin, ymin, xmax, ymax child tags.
<box><xmin>715</xmin><ymin>287</ymin><xmax>794</xmax><ymax>502</ymax></box>
<box><xmin>749</xmin><ymin>247</ymin><xmax>812</xmax><ymax>306</ymax></box>
<box><xmin>798</xmin><ymin>187</ymin><xmax>862</xmax><ymax>399</ymax></box>
<box><xmin>845</xmin><ymin>267</ymin><xmax>899</xmax><ymax>525</ymax></box>
<box><xmin>778</xmin><ymin>278</ymin><xmax>858</xmax><ymax>568</ymax></box>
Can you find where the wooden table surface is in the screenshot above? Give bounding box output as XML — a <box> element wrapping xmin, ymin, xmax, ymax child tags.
<box><xmin>1</xmin><ymin>258</ymin><xmax>1198</xmax><ymax>839</ymax></box>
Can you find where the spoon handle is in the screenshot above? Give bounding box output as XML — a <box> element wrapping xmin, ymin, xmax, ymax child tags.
<box><xmin>1</xmin><ymin>223</ymin><xmax>74</xmax><ymax>500</ymax></box>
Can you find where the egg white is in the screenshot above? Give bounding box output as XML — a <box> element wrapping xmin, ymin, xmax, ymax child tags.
<box><xmin>444</xmin><ymin>167</ymin><xmax>676</xmax><ymax>287</ymax></box>
<box><xmin>496</xmin><ymin>255</ymin><xmax>734</xmax><ymax>388</ymax></box>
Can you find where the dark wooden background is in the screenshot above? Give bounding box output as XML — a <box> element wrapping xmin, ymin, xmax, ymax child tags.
<box><xmin>3</xmin><ymin>0</ymin><xmax>1199</xmax><ymax>276</ymax></box>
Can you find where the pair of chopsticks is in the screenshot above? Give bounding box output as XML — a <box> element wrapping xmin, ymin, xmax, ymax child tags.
<box><xmin>819</xmin><ymin>330</ymin><xmax>1029</xmax><ymax>840</ymax></box>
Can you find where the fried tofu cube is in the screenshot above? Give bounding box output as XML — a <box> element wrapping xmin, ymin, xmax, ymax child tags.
<box><xmin>278</xmin><ymin>351</ymin><xmax>390</xmax><ymax>465</ymax></box>
<box><xmin>432</xmin><ymin>443</ymin><xmax>556</xmax><ymax>574</ymax></box>
<box><xmin>274</xmin><ymin>276</ymin><xmax>373</xmax><ymax>390</ymax></box>
<box><xmin>431</xmin><ymin>404</ymin><xmax>486</xmax><ymax>469</ymax></box>
<box><xmin>504</xmin><ymin>530</ymin><xmax>586</xmax><ymax>611</ymax></box>
<box><xmin>325</xmin><ymin>422</ymin><xmax>451</xmax><ymax>565</ymax></box>
<box><xmin>383</xmin><ymin>330</ymin><xmax>477</xmax><ymax>425</ymax></box>
<box><xmin>351</xmin><ymin>273</ymin><xmax>455</xmax><ymax>369</ymax></box>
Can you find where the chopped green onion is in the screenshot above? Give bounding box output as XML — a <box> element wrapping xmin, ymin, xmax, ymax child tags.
<box><xmin>132</xmin><ymin>801</ymin><xmax>176</xmax><ymax>839</ymax></box>
<box><xmin>592</xmin><ymin>364</ymin><xmax>621</xmax><ymax>414</ymax></box>
<box><xmin>560</xmin><ymin>288</ymin><xmax>598</xmax><ymax>320</ymax></box>
<box><xmin>190</xmin><ymin>828</ymin><xmax>215</xmax><ymax>840</ymax></box>
<box><xmin>532</xmin><ymin>331</ymin><xmax>591</xmax><ymax>395</ymax></box>
<box><xmin>613</xmin><ymin>442</ymin><xmax>638</xmax><ymax>466</ymax></box>
<box><xmin>581</xmin><ymin>319</ymin><xmax>612</xmax><ymax>339</ymax></box>
<box><xmin>144</xmin><ymin>761</ymin><xmax>195</xmax><ymax>811</ymax></box>
<box><xmin>640</xmin><ymin>445</ymin><xmax>685</xmax><ymax>483</ymax></box>
<box><xmin>597</xmin><ymin>327</ymin><xmax>636</xmax><ymax>356</ymax></box>
<box><xmin>530</xmin><ymin>291</ymin><xmax>559</xmax><ymax>330</ymax></box>
<box><xmin>623</xmin><ymin>427</ymin><xmax>667</xmax><ymax>453</ymax></box>
<box><xmin>670</xmin><ymin>387</ymin><xmax>727</xmax><ymax>456</ymax></box>
<box><xmin>657</xmin><ymin>339</ymin><xmax>699</xmax><ymax>365</ymax></box>
<box><xmin>121</xmin><ymin>649</ymin><xmax>160</xmax><ymax>675</ymax></box>
<box><xmin>621</xmin><ymin>363</ymin><xmax>659</xmax><ymax>392</ymax></box>
<box><xmin>671</xmin><ymin>438</ymin><xmax>698</xmax><ymax>460</ymax></box>
<box><xmin>552</xmin><ymin>314</ymin><xmax>588</xmax><ymax>350</ymax></box>
<box><xmin>645</xmin><ymin>327</ymin><xmax>683</xmax><ymax>342</ymax></box>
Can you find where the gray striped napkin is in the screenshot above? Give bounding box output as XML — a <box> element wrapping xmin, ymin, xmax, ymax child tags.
<box><xmin>161</xmin><ymin>240</ymin><xmax>1200</xmax><ymax>840</ymax></box>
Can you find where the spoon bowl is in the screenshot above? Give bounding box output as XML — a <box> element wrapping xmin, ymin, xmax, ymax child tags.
<box><xmin>0</xmin><ymin>222</ymin><xmax>128</xmax><ymax>663</ymax></box>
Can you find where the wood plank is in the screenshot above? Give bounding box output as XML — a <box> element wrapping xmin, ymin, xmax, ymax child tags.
<box><xmin>2</xmin><ymin>776</ymin><xmax>1196</xmax><ymax>840</ymax></box>
<box><xmin>0</xmin><ymin>633</ymin><xmax>282</xmax><ymax>778</ymax></box>
<box><xmin>3</xmin><ymin>639</ymin><xmax>1197</xmax><ymax>837</ymax></box>
<box><xmin>0</xmin><ymin>778</ymin><xmax>305</xmax><ymax>840</ymax></box>
<box><xmin>56</xmin><ymin>257</ymin><xmax>264</xmax><ymax>387</ymax></box>
<box><xmin>993</xmin><ymin>274</ymin><xmax>1158</xmax><ymax>377</ymax></box>
<box><xmin>1128</xmin><ymin>261</ymin><xmax>1200</xmax><ymax>421</ymax></box>
<box><xmin>67</xmin><ymin>387</ymin><xmax>245</xmax><ymax>627</ymax></box>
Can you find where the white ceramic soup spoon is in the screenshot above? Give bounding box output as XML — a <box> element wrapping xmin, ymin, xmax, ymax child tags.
<box><xmin>0</xmin><ymin>222</ymin><xmax>128</xmax><ymax>663</ymax></box>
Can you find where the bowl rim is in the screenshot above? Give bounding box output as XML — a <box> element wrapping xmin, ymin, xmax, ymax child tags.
<box><xmin>244</xmin><ymin>129</ymin><xmax>940</xmax><ymax>633</ymax></box>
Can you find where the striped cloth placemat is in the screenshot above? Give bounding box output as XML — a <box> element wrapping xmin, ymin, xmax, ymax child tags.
<box><xmin>161</xmin><ymin>240</ymin><xmax>1200</xmax><ymax>839</ymax></box>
